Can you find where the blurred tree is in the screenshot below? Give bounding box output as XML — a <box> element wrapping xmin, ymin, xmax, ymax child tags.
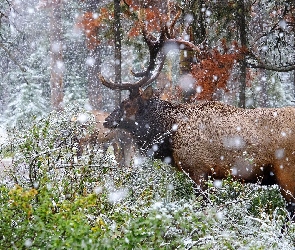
<box><xmin>0</xmin><ymin>0</ymin><xmax>89</xmax><ymax>127</ymax></box>
<box><xmin>78</xmin><ymin>0</ymin><xmax>105</xmax><ymax>110</ymax></box>
<box><xmin>113</xmin><ymin>0</ymin><xmax>122</xmax><ymax>107</ymax></box>
<box><xmin>1</xmin><ymin>83</ymin><xmax>48</xmax><ymax>129</ymax></box>
<box><xmin>0</xmin><ymin>0</ymin><xmax>28</xmax><ymax>113</ymax></box>
<box><xmin>0</xmin><ymin>0</ymin><xmax>51</xmax><ymax>128</ymax></box>
<box><xmin>49</xmin><ymin>0</ymin><xmax>64</xmax><ymax>111</ymax></box>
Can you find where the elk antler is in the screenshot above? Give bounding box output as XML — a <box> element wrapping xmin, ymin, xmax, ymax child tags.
<box><xmin>100</xmin><ymin>25</ymin><xmax>167</xmax><ymax>98</ymax></box>
<box><xmin>99</xmin><ymin>52</ymin><xmax>166</xmax><ymax>98</ymax></box>
<box><xmin>131</xmin><ymin>24</ymin><xmax>166</xmax><ymax>78</ymax></box>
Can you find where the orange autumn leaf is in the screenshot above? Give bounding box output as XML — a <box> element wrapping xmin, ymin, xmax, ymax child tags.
<box><xmin>191</xmin><ymin>41</ymin><xmax>245</xmax><ymax>101</ymax></box>
<box><xmin>124</xmin><ymin>1</ymin><xmax>168</xmax><ymax>37</ymax></box>
<box><xmin>77</xmin><ymin>8</ymin><xmax>113</xmax><ymax>49</ymax></box>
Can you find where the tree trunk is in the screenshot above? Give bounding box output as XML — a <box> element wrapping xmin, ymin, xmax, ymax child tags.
<box><xmin>237</xmin><ymin>0</ymin><xmax>247</xmax><ymax>108</ymax></box>
<box><xmin>88</xmin><ymin>46</ymin><xmax>103</xmax><ymax>110</ymax></box>
<box><xmin>85</xmin><ymin>0</ymin><xmax>104</xmax><ymax>110</ymax></box>
<box><xmin>179</xmin><ymin>0</ymin><xmax>206</xmax><ymax>102</ymax></box>
<box><xmin>50</xmin><ymin>0</ymin><xmax>64</xmax><ymax>111</ymax></box>
<box><xmin>113</xmin><ymin>0</ymin><xmax>126</xmax><ymax>166</ymax></box>
<box><xmin>192</xmin><ymin>0</ymin><xmax>206</xmax><ymax>45</ymax></box>
<box><xmin>114</xmin><ymin>0</ymin><xmax>122</xmax><ymax>106</ymax></box>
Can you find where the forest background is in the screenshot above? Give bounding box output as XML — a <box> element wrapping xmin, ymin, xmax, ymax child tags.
<box><xmin>0</xmin><ymin>0</ymin><xmax>295</xmax><ymax>129</ymax></box>
<box><xmin>1</xmin><ymin>1</ymin><xmax>295</xmax><ymax>248</ymax></box>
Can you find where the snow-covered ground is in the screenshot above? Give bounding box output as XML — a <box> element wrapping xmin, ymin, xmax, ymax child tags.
<box><xmin>0</xmin><ymin>158</ymin><xmax>12</xmax><ymax>181</ymax></box>
<box><xmin>0</xmin><ymin>125</ymin><xmax>7</xmax><ymax>144</ymax></box>
<box><xmin>0</xmin><ymin>125</ymin><xmax>11</xmax><ymax>181</ymax></box>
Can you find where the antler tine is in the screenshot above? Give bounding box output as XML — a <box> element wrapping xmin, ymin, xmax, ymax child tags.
<box><xmin>100</xmin><ymin>52</ymin><xmax>165</xmax><ymax>96</ymax></box>
<box><xmin>168</xmin><ymin>5</ymin><xmax>182</xmax><ymax>39</ymax></box>
<box><xmin>100</xmin><ymin>63</ymin><xmax>163</xmax><ymax>91</ymax></box>
<box><xmin>99</xmin><ymin>74</ymin><xmax>143</xmax><ymax>91</ymax></box>
<box><xmin>128</xmin><ymin>53</ymin><xmax>166</xmax><ymax>99</ymax></box>
<box><xmin>132</xmin><ymin>24</ymin><xmax>166</xmax><ymax>78</ymax></box>
<box><xmin>139</xmin><ymin>53</ymin><xmax>166</xmax><ymax>89</ymax></box>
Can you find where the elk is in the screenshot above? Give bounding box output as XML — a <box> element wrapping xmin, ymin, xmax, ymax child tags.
<box><xmin>100</xmin><ymin>26</ymin><xmax>295</xmax><ymax>213</ymax></box>
<box><xmin>73</xmin><ymin>110</ymin><xmax>136</xmax><ymax>167</ymax></box>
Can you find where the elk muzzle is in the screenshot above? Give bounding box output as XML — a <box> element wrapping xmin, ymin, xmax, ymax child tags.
<box><xmin>103</xmin><ymin>108</ymin><xmax>123</xmax><ymax>129</ymax></box>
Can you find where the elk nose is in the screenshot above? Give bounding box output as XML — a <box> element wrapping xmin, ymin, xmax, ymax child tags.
<box><xmin>103</xmin><ymin>120</ymin><xmax>118</xmax><ymax>128</ymax></box>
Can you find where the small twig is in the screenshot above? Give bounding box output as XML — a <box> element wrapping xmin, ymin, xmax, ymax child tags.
<box><xmin>55</xmin><ymin>163</ymin><xmax>117</xmax><ymax>169</ymax></box>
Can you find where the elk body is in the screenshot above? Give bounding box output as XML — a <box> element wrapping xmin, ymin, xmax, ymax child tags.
<box><xmin>104</xmin><ymin>86</ymin><xmax>295</xmax><ymax>210</ymax></box>
<box><xmin>100</xmin><ymin>24</ymin><xmax>295</xmax><ymax>211</ymax></box>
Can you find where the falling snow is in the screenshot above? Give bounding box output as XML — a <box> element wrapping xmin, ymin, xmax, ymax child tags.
<box><xmin>0</xmin><ymin>0</ymin><xmax>295</xmax><ymax>248</ymax></box>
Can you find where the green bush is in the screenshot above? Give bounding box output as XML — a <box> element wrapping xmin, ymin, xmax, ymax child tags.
<box><xmin>1</xmin><ymin>107</ymin><xmax>295</xmax><ymax>249</ymax></box>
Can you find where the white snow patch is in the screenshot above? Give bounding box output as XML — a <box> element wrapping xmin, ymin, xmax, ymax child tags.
<box><xmin>152</xmin><ymin>144</ymin><xmax>159</xmax><ymax>152</ymax></box>
<box><xmin>179</xmin><ymin>74</ymin><xmax>195</xmax><ymax>92</ymax></box>
<box><xmin>92</xmin><ymin>13</ymin><xmax>99</xmax><ymax>19</ymax></box>
<box><xmin>108</xmin><ymin>189</ymin><xmax>128</xmax><ymax>203</ymax></box>
<box><xmin>94</xmin><ymin>186</ymin><xmax>103</xmax><ymax>194</ymax></box>
<box><xmin>184</xmin><ymin>14</ymin><xmax>194</xmax><ymax>24</ymax></box>
<box><xmin>77</xmin><ymin>113</ymin><xmax>89</xmax><ymax>124</ymax></box>
<box><xmin>86</xmin><ymin>57</ymin><xmax>96</xmax><ymax>66</ymax></box>
<box><xmin>213</xmin><ymin>180</ymin><xmax>222</xmax><ymax>188</ymax></box>
<box><xmin>275</xmin><ymin>149</ymin><xmax>285</xmax><ymax>159</ymax></box>
<box><xmin>172</xmin><ymin>124</ymin><xmax>178</xmax><ymax>131</ymax></box>
<box><xmin>196</xmin><ymin>85</ymin><xmax>202</xmax><ymax>93</ymax></box>
<box><xmin>52</xmin><ymin>41</ymin><xmax>62</xmax><ymax>53</ymax></box>
<box><xmin>0</xmin><ymin>126</ymin><xmax>8</xmax><ymax>143</ymax></box>
<box><xmin>24</xmin><ymin>238</ymin><xmax>33</xmax><ymax>247</ymax></box>
<box><xmin>133</xmin><ymin>156</ymin><xmax>145</xmax><ymax>166</ymax></box>
<box><xmin>222</xmin><ymin>136</ymin><xmax>245</xmax><ymax>149</ymax></box>
<box><xmin>279</xmin><ymin>19</ymin><xmax>287</xmax><ymax>29</ymax></box>
<box><xmin>164</xmin><ymin>157</ymin><xmax>172</xmax><ymax>164</ymax></box>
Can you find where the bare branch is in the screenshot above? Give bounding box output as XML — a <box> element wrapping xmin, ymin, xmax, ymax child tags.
<box><xmin>0</xmin><ymin>43</ymin><xmax>29</xmax><ymax>84</ymax></box>
<box><xmin>247</xmin><ymin>62</ymin><xmax>295</xmax><ymax>72</ymax></box>
<box><xmin>165</xmin><ymin>38</ymin><xmax>201</xmax><ymax>52</ymax></box>
<box><xmin>247</xmin><ymin>51</ymin><xmax>295</xmax><ymax>72</ymax></box>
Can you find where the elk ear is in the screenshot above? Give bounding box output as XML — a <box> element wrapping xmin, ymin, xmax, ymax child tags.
<box><xmin>142</xmin><ymin>86</ymin><xmax>154</xmax><ymax>100</ymax></box>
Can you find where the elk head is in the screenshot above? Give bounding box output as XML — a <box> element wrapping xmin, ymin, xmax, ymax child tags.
<box><xmin>103</xmin><ymin>86</ymin><xmax>154</xmax><ymax>132</ymax></box>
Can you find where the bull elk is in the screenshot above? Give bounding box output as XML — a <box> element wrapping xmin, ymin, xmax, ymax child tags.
<box><xmin>100</xmin><ymin>25</ymin><xmax>295</xmax><ymax>213</ymax></box>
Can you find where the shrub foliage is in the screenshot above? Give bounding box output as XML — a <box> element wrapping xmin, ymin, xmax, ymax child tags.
<box><xmin>0</xmin><ymin>107</ymin><xmax>295</xmax><ymax>249</ymax></box>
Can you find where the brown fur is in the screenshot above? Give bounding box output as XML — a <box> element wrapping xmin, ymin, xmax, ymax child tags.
<box><xmin>172</xmin><ymin>101</ymin><xmax>295</xmax><ymax>204</ymax></box>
